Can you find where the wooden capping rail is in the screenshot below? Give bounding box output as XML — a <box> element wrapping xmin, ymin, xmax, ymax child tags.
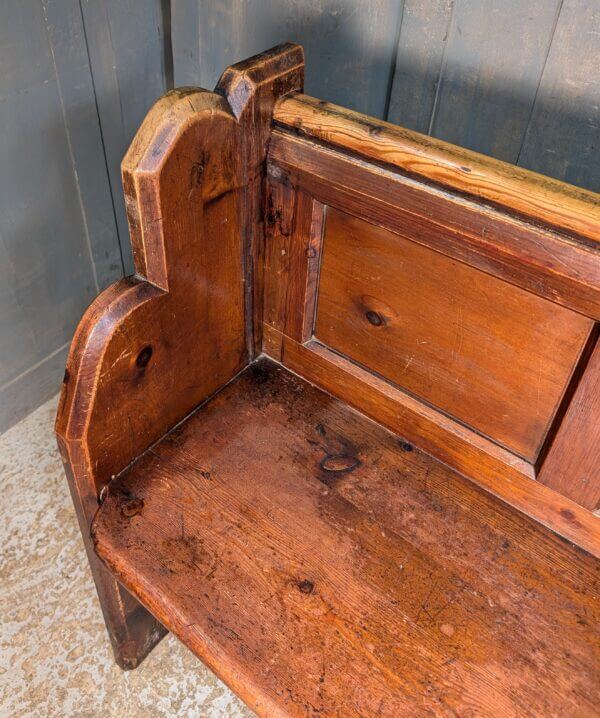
<box><xmin>273</xmin><ymin>94</ymin><xmax>600</xmax><ymax>246</ymax></box>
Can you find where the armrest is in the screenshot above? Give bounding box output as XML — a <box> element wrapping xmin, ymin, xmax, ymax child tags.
<box><xmin>53</xmin><ymin>43</ymin><xmax>304</xmax><ymax>668</ymax></box>
<box><xmin>56</xmin><ymin>43</ymin><xmax>304</xmax><ymax>502</ymax></box>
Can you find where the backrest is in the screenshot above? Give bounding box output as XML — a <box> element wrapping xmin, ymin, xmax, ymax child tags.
<box><xmin>261</xmin><ymin>93</ymin><xmax>600</xmax><ymax>554</ymax></box>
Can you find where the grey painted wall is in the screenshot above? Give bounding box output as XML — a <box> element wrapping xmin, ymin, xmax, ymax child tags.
<box><xmin>0</xmin><ymin>0</ymin><xmax>169</xmax><ymax>432</ymax></box>
<box><xmin>1</xmin><ymin>0</ymin><xmax>598</xmax><ymax>432</ymax></box>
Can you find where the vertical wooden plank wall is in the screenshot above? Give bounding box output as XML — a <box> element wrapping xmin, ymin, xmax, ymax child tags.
<box><xmin>517</xmin><ymin>0</ymin><xmax>600</xmax><ymax>190</ymax></box>
<box><xmin>387</xmin><ymin>0</ymin><xmax>600</xmax><ymax>191</ymax></box>
<box><xmin>79</xmin><ymin>0</ymin><xmax>172</xmax><ymax>273</ymax></box>
<box><xmin>0</xmin><ymin>2</ymin><xmax>110</xmax><ymax>432</ymax></box>
<box><xmin>0</xmin><ymin>0</ymin><xmax>169</xmax><ymax>432</ymax></box>
<box><xmin>172</xmin><ymin>0</ymin><xmax>599</xmax><ymax>191</ymax></box>
<box><xmin>172</xmin><ymin>0</ymin><xmax>403</xmax><ymax>118</ymax></box>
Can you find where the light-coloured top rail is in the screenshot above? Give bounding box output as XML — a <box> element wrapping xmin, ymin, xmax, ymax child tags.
<box><xmin>273</xmin><ymin>93</ymin><xmax>600</xmax><ymax>246</ymax></box>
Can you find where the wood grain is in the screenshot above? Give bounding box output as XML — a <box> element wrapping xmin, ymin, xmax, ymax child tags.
<box><xmin>268</xmin><ymin>130</ymin><xmax>600</xmax><ymax>319</ymax></box>
<box><xmin>56</xmin><ymin>42</ymin><xmax>600</xmax><ymax>695</ymax></box>
<box><xmin>216</xmin><ymin>42</ymin><xmax>305</xmax><ymax>355</ymax></box>
<box><xmin>263</xmin><ymin>102</ymin><xmax>599</xmax><ymax>543</ymax></box>
<box><xmin>55</xmin><ymin>44</ymin><xmax>303</xmax><ymax>669</ymax></box>
<box><xmin>93</xmin><ymin>359</ymin><xmax>600</xmax><ymax>717</ymax></box>
<box><xmin>539</xmin><ymin>335</ymin><xmax>600</xmax><ymax>510</ymax></box>
<box><xmin>263</xmin><ymin>187</ymin><xmax>325</xmax><ymax>344</ymax></box>
<box><xmin>315</xmin><ymin>208</ymin><xmax>593</xmax><ymax>460</ymax></box>
<box><xmin>276</xmin><ymin>337</ymin><xmax>600</xmax><ymax>558</ymax></box>
<box><xmin>274</xmin><ymin>94</ymin><xmax>600</xmax><ymax>245</ymax></box>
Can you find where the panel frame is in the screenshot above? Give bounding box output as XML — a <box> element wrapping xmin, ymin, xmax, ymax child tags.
<box><xmin>264</xmin><ymin>95</ymin><xmax>600</xmax><ymax>555</ymax></box>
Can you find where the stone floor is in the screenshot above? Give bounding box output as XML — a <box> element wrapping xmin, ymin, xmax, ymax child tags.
<box><xmin>0</xmin><ymin>395</ymin><xmax>252</xmax><ymax>718</ymax></box>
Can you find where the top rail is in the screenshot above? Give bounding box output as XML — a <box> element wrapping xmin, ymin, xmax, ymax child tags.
<box><xmin>273</xmin><ymin>93</ymin><xmax>600</xmax><ymax>246</ymax></box>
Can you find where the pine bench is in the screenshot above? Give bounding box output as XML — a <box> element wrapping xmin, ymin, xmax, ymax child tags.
<box><xmin>56</xmin><ymin>44</ymin><xmax>600</xmax><ymax>717</ymax></box>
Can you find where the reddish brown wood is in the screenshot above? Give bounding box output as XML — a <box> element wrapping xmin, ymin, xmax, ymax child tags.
<box><xmin>57</xmin><ymin>46</ymin><xmax>600</xmax><ymax>708</ymax></box>
<box><xmin>265</xmin><ymin>188</ymin><xmax>326</xmax><ymax>344</ymax></box>
<box><xmin>539</xmin><ymin>335</ymin><xmax>600</xmax><ymax>510</ymax></box>
<box><xmin>276</xmin><ymin>337</ymin><xmax>600</xmax><ymax>557</ymax></box>
<box><xmin>92</xmin><ymin>359</ymin><xmax>600</xmax><ymax>717</ymax></box>
<box><xmin>267</xmin><ymin>130</ymin><xmax>600</xmax><ymax>320</ymax></box>
<box><xmin>55</xmin><ymin>43</ymin><xmax>304</xmax><ymax>669</ymax></box>
<box><xmin>283</xmin><ymin>194</ymin><xmax>325</xmax><ymax>342</ymax></box>
<box><xmin>315</xmin><ymin>207</ymin><xmax>593</xmax><ymax>460</ymax></box>
<box><xmin>217</xmin><ymin>46</ymin><xmax>304</xmax><ymax>355</ymax></box>
<box><xmin>263</xmin><ymin>177</ymin><xmax>298</xmax><ymax>338</ymax></box>
<box><xmin>264</xmin><ymin>97</ymin><xmax>599</xmax><ymax>544</ymax></box>
<box><xmin>273</xmin><ymin>93</ymin><xmax>600</xmax><ymax>247</ymax></box>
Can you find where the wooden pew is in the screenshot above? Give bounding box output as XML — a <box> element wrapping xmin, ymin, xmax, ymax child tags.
<box><xmin>56</xmin><ymin>44</ymin><xmax>600</xmax><ymax>717</ymax></box>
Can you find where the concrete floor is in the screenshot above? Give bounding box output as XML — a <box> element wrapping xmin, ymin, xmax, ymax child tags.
<box><xmin>0</xmin><ymin>395</ymin><xmax>252</xmax><ymax>717</ymax></box>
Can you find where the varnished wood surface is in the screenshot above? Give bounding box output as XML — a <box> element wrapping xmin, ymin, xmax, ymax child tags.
<box><xmin>267</xmin><ymin>130</ymin><xmax>600</xmax><ymax>320</ymax></box>
<box><xmin>93</xmin><ymin>359</ymin><xmax>600</xmax><ymax>717</ymax></box>
<box><xmin>55</xmin><ymin>43</ymin><xmax>304</xmax><ymax>668</ymax></box>
<box><xmin>264</xmin><ymin>101</ymin><xmax>600</xmax><ymax>541</ymax></box>
<box><xmin>276</xmin><ymin>337</ymin><xmax>600</xmax><ymax>558</ymax></box>
<box><xmin>55</xmin><ymin>88</ymin><xmax>248</xmax><ymax>667</ymax></box>
<box><xmin>315</xmin><ymin>208</ymin><xmax>593</xmax><ymax>461</ymax></box>
<box><xmin>539</xmin><ymin>335</ymin><xmax>600</xmax><ymax>510</ymax></box>
<box><xmin>263</xmin><ymin>128</ymin><xmax>600</xmax><ymax>548</ymax></box>
<box><xmin>273</xmin><ymin>93</ymin><xmax>600</xmax><ymax>245</ymax></box>
<box><xmin>57</xmin><ymin>44</ymin><xmax>600</xmax><ymax>687</ymax></box>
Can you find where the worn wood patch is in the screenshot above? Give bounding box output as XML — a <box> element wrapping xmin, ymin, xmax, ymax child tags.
<box><xmin>93</xmin><ymin>358</ymin><xmax>600</xmax><ymax>718</ymax></box>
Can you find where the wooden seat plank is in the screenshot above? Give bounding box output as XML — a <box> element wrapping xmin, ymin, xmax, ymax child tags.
<box><xmin>92</xmin><ymin>358</ymin><xmax>600</xmax><ymax>718</ymax></box>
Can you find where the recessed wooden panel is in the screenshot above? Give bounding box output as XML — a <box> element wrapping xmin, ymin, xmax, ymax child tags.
<box><xmin>315</xmin><ymin>208</ymin><xmax>593</xmax><ymax>460</ymax></box>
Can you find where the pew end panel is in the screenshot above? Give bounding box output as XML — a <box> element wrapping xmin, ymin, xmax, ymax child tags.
<box><xmin>54</xmin><ymin>43</ymin><xmax>304</xmax><ymax>668</ymax></box>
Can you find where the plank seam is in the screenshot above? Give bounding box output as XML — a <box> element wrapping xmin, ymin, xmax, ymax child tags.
<box><xmin>77</xmin><ymin>0</ymin><xmax>126</xmax><ymax>278</ymax></box>
<box><xmin>515</xmin><ymin>0</ymin><xmax>565</xmax><ymax>167</ymax></box>
<box><xmin>427</xmin><ymin>0</ymin><xmax>457</xmax><ymax>137</ymax></box>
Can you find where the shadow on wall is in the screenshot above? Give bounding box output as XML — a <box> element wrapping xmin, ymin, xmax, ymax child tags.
<box><xmin>174</xmin><ymin>0</ymin><xmax>599</xmax><ymax>194</ymax></box>
<box><xmin>387</xmin><ymin>56</ymin><xmax>599</xmax><ymax>193</ymax></box>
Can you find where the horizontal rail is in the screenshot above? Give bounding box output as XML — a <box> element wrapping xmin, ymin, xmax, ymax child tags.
<box><xmin>273</xmin><ymin>93</ymin><xmax>600</xmax><ymax>245</ymax></box>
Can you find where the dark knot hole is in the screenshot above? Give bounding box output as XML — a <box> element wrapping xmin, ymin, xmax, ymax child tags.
<box><xmin>365</xmin><ymin>310</ymin><xmax>384</xmax><ymax>327</ymax></box>
<box><xmin>136</xmin><ymin>345</ymin><xmax>153</xmax><ymax>369</ymax></box>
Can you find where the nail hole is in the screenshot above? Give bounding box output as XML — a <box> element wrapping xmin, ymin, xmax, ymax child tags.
<box><xmin>298</xmin><ymin>579</ymin><xmax>315</xmax><ymax>594</ymax></box>
<box><xmin>400</xmin><ymin>441</ymin><xmax>413</xmax><ymax>452</ymax></box>
<box><xmin>136</xmin><ymin>345</ymin><xmax>153</xmax><ymax>368</ymax></box>
<box><xmin>365</xmin><ymin>310</ymin><xmax>384</xmax><ymax>326</ymax></box>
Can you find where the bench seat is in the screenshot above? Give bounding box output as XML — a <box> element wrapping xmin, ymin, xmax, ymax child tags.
<box><xmin>92</xmin><ymin>358</ymin><xmax>600</xmax><ymax>717</ymax></box>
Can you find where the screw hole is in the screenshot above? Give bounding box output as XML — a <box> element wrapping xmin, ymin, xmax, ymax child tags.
<box><xmin>298</xmin><ymin>579</ymin><xmax>315</xmax><ymax>594</ymax></box>
<box><xmin>136</xmin><ymin>345</ymin><xmax>153</xmax><ymax>368</ymax></box>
